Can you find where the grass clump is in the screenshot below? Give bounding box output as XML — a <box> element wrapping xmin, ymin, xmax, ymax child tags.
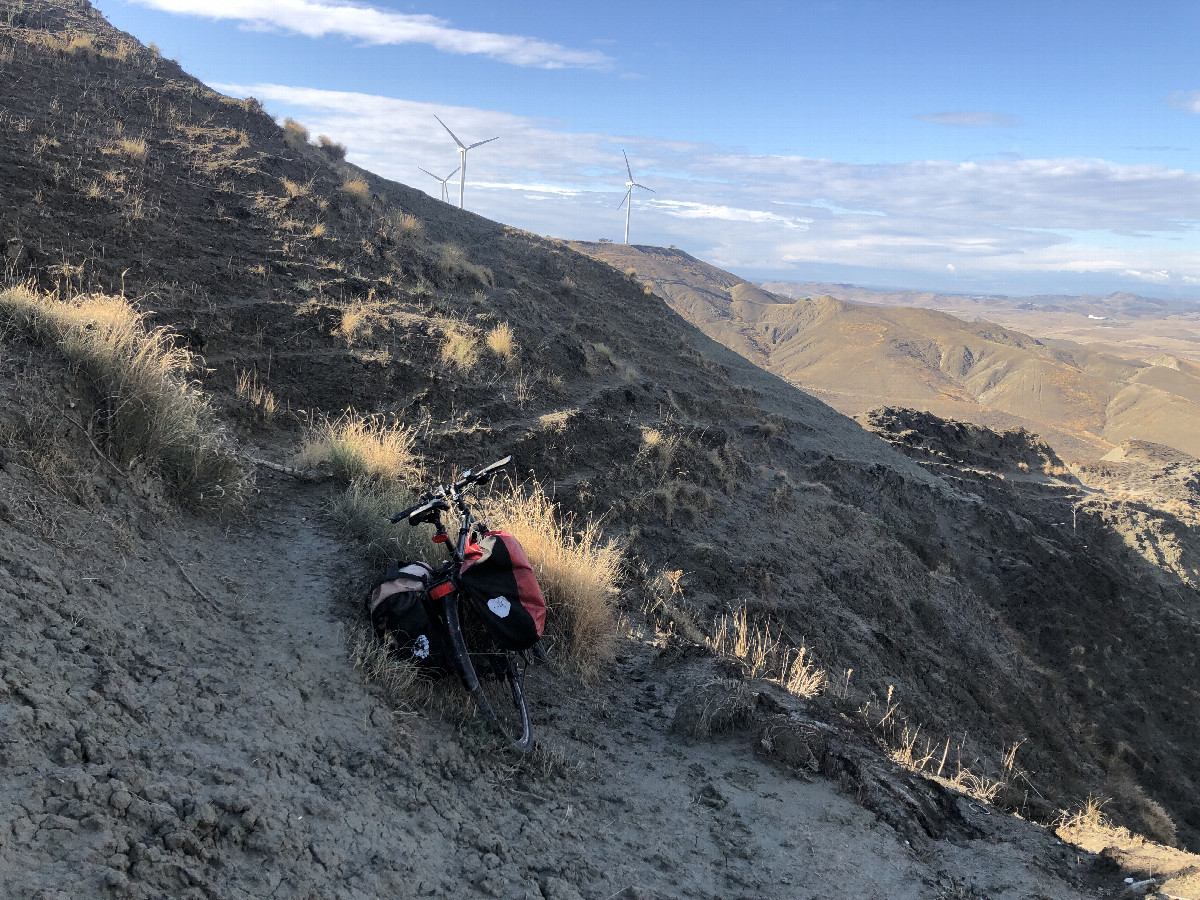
<box><xmin>0</xmin><ymin>286</ymin><xmax>245</xmax><ymax>508</ymax></box>
<box><xmin>317</xmin><ymin>134</ymin><xmax>347</xmax><ymax>160</ymax></box>
<box><xmin>297</xmin><ymin>410</ymin><xmax>420</xmax><ymax>483</ymax></box>
<box><xmin>481</xmin><ymin>483</ymin><xmax>621</xmax><ymax>673</ymax></box>
<box><xmin>382</xmin><ymin>211</ymin><xmax>423</xmax><ymax>246</ymax></box>
<box><xmin>710</xmin><ymin>605</ymin><xmax>827</xmax><ymax>699</ymax></box>
<box><xmin>440</xmin><ymin>325</ymin><xmax>479</xmax><ymax>373</ymax></box>
<box><xmin>329</xmin><ymin>477</ymin><xmax>428</xmax><ymax>565</ymax></box>
<box><xmin>342</xmin><ymin>177</ymin><xmax>371</xmax><ymax>205</ymax></box>
<box><xmin>235</xmin><ymin>368</ymin><xmax>276</xmax><ymax>423</ymax></box>
<box><xmin>282</xmin><ymin>118</ymin><xmax>309</xmax><ymax>147</ymax></box>
<box><xmin>485</xmin><ymin>322</ymin><xmax>516</xmax><ymax>360</ymax></box>
<box><xmin>114</xmin><ymin>137</ymin><xmax>148</xmax><ymax>160</ymax></box>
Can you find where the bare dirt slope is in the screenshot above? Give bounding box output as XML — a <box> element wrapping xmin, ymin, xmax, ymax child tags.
<box><xmin>2</xmin><ymin>0</ymin><xmax>1200</xmax><ymax>880</ymax></box>
<box><xmin>576</xmin><ymin>244</ymin><xmax>1200</xmax><ymax>460</ymax></box>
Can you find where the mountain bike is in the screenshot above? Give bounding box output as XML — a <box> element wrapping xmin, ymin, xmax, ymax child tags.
<box><xmin>387</xmin><ymin>455</ymin><xmax>537</xmax><ymax>753</ymax></box>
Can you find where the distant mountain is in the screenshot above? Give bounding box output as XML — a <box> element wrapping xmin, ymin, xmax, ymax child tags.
<box><xmin>572</xmin><ymin>244</ymin><xmax>1200</xmax><ymax>460</ymax></box>
<box><xmin>761</xmin><ymin>282</ymin><xmax>1200</xmax><ymax>318</ymax></box>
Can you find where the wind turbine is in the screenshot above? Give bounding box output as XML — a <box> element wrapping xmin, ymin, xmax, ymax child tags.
<box><xmin>618</xmin><ymin>150</ymin><xmax>654</xmax><ymax>245</ymax></box>
<box><xmin>434</xmin><ymin>115</ymin><xmax>498</xmax><ymax>210</ymax></box>
<box><xmin>418</xmin><ymin>165</ymin><xmax>459</xmax><ymax>203</ymax></box>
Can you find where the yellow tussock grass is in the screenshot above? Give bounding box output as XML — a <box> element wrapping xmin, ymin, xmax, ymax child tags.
<box><xmin>482</xmin><ymin>483</ymin><xmax>620</xmax><ymax>673</ymax></box>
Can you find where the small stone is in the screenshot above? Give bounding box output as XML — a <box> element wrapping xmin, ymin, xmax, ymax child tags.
<box><xmin>109</xmin><ymin>790</ymin><xmax>132</xmax><ymax>812</ymax></box>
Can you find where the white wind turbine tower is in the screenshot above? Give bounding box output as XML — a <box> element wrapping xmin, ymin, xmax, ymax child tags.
<box><xmin>434</xmin><ymin>115</ymin><xmax>498</xmax><ymax>210</ymax></box>
<box><xmin>418</xmin><ymin>165</ymin><xmax>459</xmax><ymax>203</ymax></box>
<box><xmin>618</xmin><ymin>150</ymin><xmax>654</xmax><ymax>245</ymax></box>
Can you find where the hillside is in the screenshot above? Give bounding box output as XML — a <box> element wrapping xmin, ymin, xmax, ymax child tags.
<box><xmin>574</xmin><ymin>243</ymin><xmax>1200</xmax><ymax>460</ymax></box>
<box><xmin>2</xmin><ymin>4</ymin><xmax>1200</xmax><ymax>897</ymax></box>
<box><xmin>763</xmin><ymin>281</ymin><xmax>1200</xmax><ymax>366</ymax></box>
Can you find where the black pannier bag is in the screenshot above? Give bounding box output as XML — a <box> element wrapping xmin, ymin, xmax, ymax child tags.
<box><xmin>458</xmin><ymin>531</ymin><xmax>547</xmax><ymax>651</ymax></box>
<box><xmin>367</xmin><ymin>562</ymin><xmax>447</xmax><ymax>667</ymax></box>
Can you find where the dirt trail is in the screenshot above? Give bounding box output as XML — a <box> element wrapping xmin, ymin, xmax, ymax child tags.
<box><xmin>2</xmin><ymin>464</ymin><xmax>1126</xmax><ymax>898</ymax></box>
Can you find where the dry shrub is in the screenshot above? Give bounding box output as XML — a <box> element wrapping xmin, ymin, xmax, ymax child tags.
<box><xmin>297</xmin><ymin>410</ymin><xmax>419</xmax><ymax>483</ymax></box>
<box><xmin>309</xmin><ymin>222</ymin><xmax>327</xmax><ymax>239</ymax></box>
<box><xmin>485</xmin><ymin>322</ymin><xmax>516</xmax><ymax>359</ymax></box>
<box><xmin>342</xmin><ymin>177</ymin><xmax>371</xmax><ymax>205</ymax></box>
<box><xmin>440</xmin><ymin>325</ymin><xmax>479</xmax><ymax>373</ymax></box>
<box><xmin>317</xmin><ymin>134</ymin><xmax>347</xmax><ymax>160</ymax></box>
<box><xmin>282</xmin><ymin>117</ymin><xmax>309</xmax><ymax>147</ymax></box>
<box><xmin>0</xmin><ymin>286</ymin><xmax>246</xmax><ymax>508</ymax></box>
<box><xmin>481</xmin><ymin>483</ymin><xmax>620</xmax><ymax>673</ymax></box>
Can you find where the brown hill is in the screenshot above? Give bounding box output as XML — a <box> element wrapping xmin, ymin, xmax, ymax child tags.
<box><xmin>2</xmin><ymin>4</ymin><xmax>1200</xmax><ymax>896</ymax></box>
<box><xmin>576</xmin><ymin>243</ymin><xmax>1200</xmax><ymax>460</ymax></box>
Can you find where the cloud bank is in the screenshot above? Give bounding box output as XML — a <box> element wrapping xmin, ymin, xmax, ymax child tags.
<box><xmin>222</xmin><ymin>83</ymin><xmax>1200</xmax><ymax>295</ymax></box>
<box><xmin>130</xmin><ymin>0</ymin><xmax>611</xmax><ymax>69</ymax></box>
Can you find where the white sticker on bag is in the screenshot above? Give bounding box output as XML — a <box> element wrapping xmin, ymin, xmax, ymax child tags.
<box><xmin>412</xmin><ymin>634</ymin><xmax>430</xmax><ymax>659</ymax></box>
<box><xmin>487</xmin><ymin>596</ymin><xmax>512</xmax><ymax>618</ymax></box>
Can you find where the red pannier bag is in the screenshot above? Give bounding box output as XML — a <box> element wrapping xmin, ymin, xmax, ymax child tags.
<box><xmin>458</xmin><ymin>530</ymin><xmax>546</xmax><ymax>651</ymax></box>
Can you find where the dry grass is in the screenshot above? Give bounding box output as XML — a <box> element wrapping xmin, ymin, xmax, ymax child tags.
<box><xmin>235</xmin><ymin>368</ymin><xmax>276</xmax><ymax>422</ymax></box>
<box><xmin>440</xmin><ymin>325</ymin><xmax>479</xmax><ymax>373</ymax></box>
<box><xmin>0</xmin><ymin>286</ymin><xmax>246</xmax><ymax>508</ymax></box>
<box><xmin>113</xmin><ymin>136</ymin><xmax>148</xmax><ymax>160</ymax></box>
<box><xmin>382</xmin><ymin>211</ymin><xmax>423</xmax><ymax>246</ymax></box>
<box><xmin>481</xmin><ymin>483</ymin><xmax>621</xmax><ymax>673</ymax></box>
<box><xmin>282</xmin><ymin>118</ymin><xmax>309</xmax><ymax>147</ymax></box>
<box><xmin>317</xmin><ymin>134</ymin><xmax>346</xmax><ymax>160</ymax></box>
<box><xmin>439</xmin><ymin>244</ymin><xmax>494</xmax><ymax>287</ymax></box>
<box><xmin>336</xmin><ymin>301</ymin><xmax>384</xmax><ymax>345</ymax></box>
<box><xmin>485</xmin><ymin>322</ymin><xmax>516</xmax><ymax>360</ymax></box>
<box><xmin>347</xmin><ymin>622</ymin><xmax>430</xmax><ymax>711</ymax></box>
<box><xmin>710</xmin><ymin>605</ymin><xmax>827</xmax><ymax>699</ymax></box>
<box><xmin>281</xmin><ymin>177</ymin><xmax>311</xmax><ymax>200</ymax></box>
<box><xmin>341</xmin><ymin>177</ymin><xmax>371</xmax><ymax>205</ymax></box>
<box><xmin>297</xmin><ymin>410</ymin><xmax>420</xmax><ymax>483</ymax></box>
<box><xmin>65</xmin><ymin>34</ymin><xmax>95</xmax><ymax>54</ymax></box>
<box><xmin>328</xmin><ymin>478</ymin><xmax>429</xmax><ymax>566</ymax></box>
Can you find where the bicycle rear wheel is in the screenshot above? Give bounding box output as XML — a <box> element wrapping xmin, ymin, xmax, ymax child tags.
<box><xmin>444</xmin><ymin>593</ymin><xmax>533</xmax><ymax>753</ymax></box>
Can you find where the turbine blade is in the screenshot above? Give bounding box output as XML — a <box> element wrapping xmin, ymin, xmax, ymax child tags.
<box><xmin>418</xmin><ymin>167</ymin><xmax>440</xmax><ymax>182</ymax></box>
<box><xmin>623</xmin><ymin>149</ymin><xmax>634</xmax><ymax>181</ymax></box>
<box><xmin>434</xmin><ymin>115</ymin><xmax>466</xmax><ymax>149</ymax></box>
<box><xmin>467</xmin><ymin>136</ymin><xmax>499</xmax><ymax>150</ymax></box>
<box><xmin>445</xmin><ymin>166</ymin><xmax>460</xmax><ymax>180</ymax></box>
<box><xmin>617</xmin><ymin>189</ymin><xmax>629</xmax><ymax>210</ymax></box>
<box><xmin>633</xmin><ymin>183</ymin><xmax>655</xmax><ymax>192</ymax></box>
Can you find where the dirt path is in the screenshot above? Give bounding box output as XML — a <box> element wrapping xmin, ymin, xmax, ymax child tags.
<box><xmin>0</xmin><ymin>470</ymin><xmax>1124</xmax><ymax>898</ymax></box>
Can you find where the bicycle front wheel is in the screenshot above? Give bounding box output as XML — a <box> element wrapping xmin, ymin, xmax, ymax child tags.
<box><xmin>444</xmin><ymin>594</ymin><xmax>533</xmax><ymax>753</ymax></box>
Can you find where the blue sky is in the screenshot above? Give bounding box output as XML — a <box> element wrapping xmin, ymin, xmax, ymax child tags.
<box><xmin>97</xmin><ymin>0</ymin><xmax>1200</xmax><ymax>298</ymax></box>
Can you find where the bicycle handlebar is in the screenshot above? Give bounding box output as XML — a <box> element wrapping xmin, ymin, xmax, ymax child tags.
<box><xmin>389</xmin><ymin>456</ymin><xmax>512</xmax><ymax>525</ymax></box>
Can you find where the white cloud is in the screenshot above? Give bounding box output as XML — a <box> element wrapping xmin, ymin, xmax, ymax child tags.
<box><xmin>1169</xmin><ymin>91</ymin><xmax>1200</xmax><ymax>114</ymax></box>
<box><xmin>130</xmin><ymin>0</ymin><xmax>611</xmax><ymax>69</ymax></box>
<box><xmin>220</xmin><ymin>82</ymin><xmax>1200</xmax><ymax>291</ymax></box>
<box><xmin>649</xmin><ymin>201</ymin><xmax>812</xmax><ymax>229</ymax></box>
<box><xmin>915</xmin><ymin>111</ymin><xmax>1017</xmax><ymax>127</ymax></box>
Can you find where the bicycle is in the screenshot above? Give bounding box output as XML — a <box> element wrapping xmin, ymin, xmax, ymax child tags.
<box><xmin>384</xmin><ymin>455</ymin><xmax>538</xmax><ymax>753</ymax></box>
